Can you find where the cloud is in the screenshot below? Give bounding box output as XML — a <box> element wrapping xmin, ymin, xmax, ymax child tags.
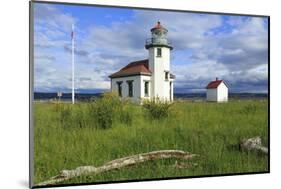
<box><xmin>33</xmin><ymin>4</ymin><xmax>268</xmax><ymax>93</ymax></box>
<box><xmin>34</xmin><ymin>4</ymin><xmax>76</xmax><ymax>92</ymax></box>
<box><xmin>82</xmin><ymin>10</ymin><xmax>222</xmax><ymax>56</ymax></box>
<box><xmin>35</xmin><ymin>54</ymin><xmax>56</xmax><ymax>61</ymax></box>
<box><xmin>34</xmin><ymin>4</ymin><xmax>75</xmax><ymax>31</ymax></box>
<box><xmin>171</xmin><ymin>16</ymin><xmax>268</xmax><ymax>92</ymax></box>
<box><xmin>63</xmin><ymin>44</ymin><xmax>89</xmax><ymax>56</ymax></box>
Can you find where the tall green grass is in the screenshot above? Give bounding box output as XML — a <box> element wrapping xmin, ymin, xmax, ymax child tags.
<box><xmin>33</xmin><ymin>98</ymin><xmax>268</xmax><ymax>185</ymax></box>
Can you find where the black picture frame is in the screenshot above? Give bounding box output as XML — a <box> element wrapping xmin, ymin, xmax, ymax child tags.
<box><xmin>29</xmin><ymin>1</ymin><xmax>270</xmax><ymax>188</ymax></box>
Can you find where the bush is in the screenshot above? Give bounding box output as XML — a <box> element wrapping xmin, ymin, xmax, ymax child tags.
<box><xmin>142</xmin><ymin>97</ymin><xmax>173</xmax><ymax>120</ymax></box>
<box><xmin>89</xmin><ymin>92</ymin><xmax>133</xmax><ymax>129</ymax></box>
<box><xmin>89</xmin><ymin>92</ymin><xmax>119</xmax><ymax>129</ymax></box>
<box><xmin>55</xmin><ymin>92</ymin><xmax>134</xmax><ymax>129</ymax></box>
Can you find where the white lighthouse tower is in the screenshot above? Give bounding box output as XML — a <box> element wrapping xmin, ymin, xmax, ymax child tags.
<box><xmin>145</xmin><ymin>21</ymin><xmax>175</xmax><ymax>101</ymax></box>
<box><xmin>109</xmin><ymin>21</ymin><xmax>175</xmax><ymax>102</ymax></box>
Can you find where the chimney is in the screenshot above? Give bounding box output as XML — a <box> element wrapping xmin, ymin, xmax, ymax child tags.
<box><xmin>216</xmin><ymin>77</ymin><xmax>218</xmax><ymax>81</ymax></box>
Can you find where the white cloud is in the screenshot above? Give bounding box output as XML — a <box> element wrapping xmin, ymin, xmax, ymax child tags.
<box><xmin>33</xmin><ymin>4</ymin><xmax>268</xmax><ymax>93</ymax></box>
<box><xmin>34</xmin><ymin>4</ymin><xmax>75</xmax><ymax>31</ymax></box>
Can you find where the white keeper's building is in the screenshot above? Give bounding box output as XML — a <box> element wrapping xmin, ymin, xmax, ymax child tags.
<box><xmin>109</xmin><ymin>21</ymin><xmax>175</xmax><ymax>103</ymax></box>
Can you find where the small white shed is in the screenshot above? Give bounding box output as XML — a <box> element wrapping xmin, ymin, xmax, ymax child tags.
<box><xmin>206</xmin><ymin>78</ymin><xmax>228</xmax><ymax>102</ymax></box>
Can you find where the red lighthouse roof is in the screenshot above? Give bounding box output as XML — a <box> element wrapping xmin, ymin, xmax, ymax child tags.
<box><xmin>151</xmin><ymin>20</ymin><xmax>167</xmax><ymax>31</ymax></box>
<box><xmin>154</xmin><ymin>21</ymin><xmax>162</xmax><ymax>29</ymax></box>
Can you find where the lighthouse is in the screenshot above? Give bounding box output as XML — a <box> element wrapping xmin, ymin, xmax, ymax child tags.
<box><xmin>109</xmin><ymin>21</ymin><xmax>175</xmax><ymax>102</ymax></box>
<box><xmin>145</xmin><ymin>21</ymin><xmax>174</xmax><ymax>101</ymax></box>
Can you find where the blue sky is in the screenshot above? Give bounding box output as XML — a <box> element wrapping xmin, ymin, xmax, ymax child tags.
<box><xmin>33</xmin><ymin>3</ymin><xmax>269</xmax><ymax>93</ymax></box>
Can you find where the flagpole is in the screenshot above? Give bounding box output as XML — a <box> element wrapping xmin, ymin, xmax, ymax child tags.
<box><xmin>72</xmin><ymin>24</ymin><xmax>75</xmax><ymax>104</ymax></box>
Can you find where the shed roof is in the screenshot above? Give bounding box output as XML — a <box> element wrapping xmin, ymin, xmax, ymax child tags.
<box><xmin>109</xmin><ymin>59</ymin><xmax>152</xmax><ymax>78</ymax></box>
<box><xmin>206</xmin><ymin>79</ymin><xmax>228</xmax><ymax>89</ymax></box>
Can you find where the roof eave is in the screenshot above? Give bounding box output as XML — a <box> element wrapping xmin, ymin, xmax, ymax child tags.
<box><xmin>206</xmin><ymin>87</ymin><xmax>217</xmax><ymax>89</ymax></box>
<box><xmin>109</xmin><ymin>72</ymin><xmax>152</xmax><ymax>78</ymax></box>
<box><xmin>206</xmin><ymin>80</ymin><xmax>229</xmax><ymax>89</ymax></box>
<box><xmin>221</xmin><ymin>81</ymin><xmax>229</xmax><ymax>88</ymax></box>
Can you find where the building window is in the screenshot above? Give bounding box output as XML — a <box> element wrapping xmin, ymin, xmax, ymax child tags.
<box><xmin>116</xmin><ymin>81</ymin><xmax>122</xmax><ymax>97</ymax></box>
<box><xmin>127</xmin><ymin>81</ymin><xmax>133</xmax><ymax>97</ymax></box>
<box><xmin>144</xmin><ymin>81</ymin><xmax>149</xmax><ymax>97</ymax></box>
<box><xmin>157</xmin><ymin>48</ymin><xmax>162</xmax><ymax>57</ymax></box>
<box><xmin>165</xmin><ymin>71</ymin><xmax>169</xmax><ymax>80</ymax></box>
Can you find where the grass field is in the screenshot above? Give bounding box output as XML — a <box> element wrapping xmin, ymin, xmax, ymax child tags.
<box><xmin>33</xmin><ymin>96</ymin><xmax>268</xmax><ymax>186</ymax></box>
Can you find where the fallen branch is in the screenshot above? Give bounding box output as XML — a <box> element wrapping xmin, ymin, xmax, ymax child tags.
<box><xmin>36</xmin><ymin>150</ymin><xmax>198</xmax><ymax>186</ymax></box>
<box><xmin>240</xmin><ymin>136</ymin><xmax>268</xmax><ymax>154</ymax></box>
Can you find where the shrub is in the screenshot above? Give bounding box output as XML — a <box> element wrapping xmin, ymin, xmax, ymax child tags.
<box><xmin>55</xmin><ymin>92</ymin><xmax>134</xmax><ymax>129</ymax></box>
<box><xmin>89</xmin><ymin>92</ymin><xmax>119</xmax><ymax>129</ymax></box>
<box><xmin>89</xmin><ymin>92</ymin><xmax>133</xmax><ymax>129</ymax></box>
<box><xmin>142</xmin><ymin>97</ymin><xmax>173</xmax><ymax>120</ymax></box>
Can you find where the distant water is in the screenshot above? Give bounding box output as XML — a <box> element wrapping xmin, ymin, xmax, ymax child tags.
<box><xmin>175</xmin><ymin>93</ymin><xmax>268</xmax><ymax>100</ymax></box>
<box><xmin>33</xmin><ymin>92</ymin><xmax>268</xmax><ymax>102</ymax></box>
<box><xmin>34</xmin><ymin>92</ymin><xmax>102</xmax><ymax>101</ymax></box>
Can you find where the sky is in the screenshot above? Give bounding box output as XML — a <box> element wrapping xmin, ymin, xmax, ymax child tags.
<box><xmin>33</xmin><ymin>3</ymin><xmax>269</xmax><ymax>93</ymax></box>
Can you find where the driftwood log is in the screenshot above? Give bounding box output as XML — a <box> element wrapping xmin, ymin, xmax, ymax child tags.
<box><xmin>240</xmin><ymin>136</ymin><xmax>268</xmax><ymax>154</ymax></box>
<box><xmin>37</xmin><ymin>150</ymin><xmax>198</xmax><ymax>186</ymax></box>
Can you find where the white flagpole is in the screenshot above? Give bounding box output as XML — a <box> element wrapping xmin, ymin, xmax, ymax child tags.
<box><xmin>72</xmin><ymin>24</ymin><xmax>75</xmax><ymax>104</ymax></box>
